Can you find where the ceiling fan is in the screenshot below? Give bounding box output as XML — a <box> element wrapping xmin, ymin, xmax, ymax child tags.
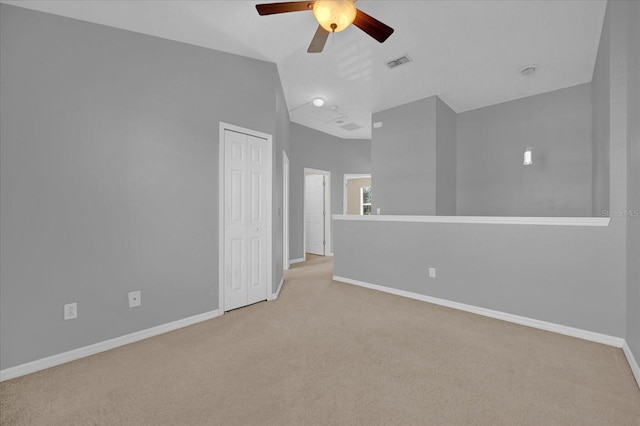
<box><xmin>255</xmin><ymin>0</ymin><xmax>394</xmax><ymax>53</ymax></box>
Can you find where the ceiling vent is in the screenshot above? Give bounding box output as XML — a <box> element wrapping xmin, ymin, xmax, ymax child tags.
<box><xmin>290</xmin><ymin>102</ymin><xmax>346</xmax><ymax>123</ymax></box>
<box><xmin>339</xmin><ymin>122</ymin><xmax>363</xmax><ymax>131</ymax></box>
<box><xmin>386</xmin><ymin>55</ymin><xmax>411</xmax><ymax>69</ymax></box>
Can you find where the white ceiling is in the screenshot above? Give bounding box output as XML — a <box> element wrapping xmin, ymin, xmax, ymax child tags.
<box><xmin>3</xmin><ymin>0</ymin><xmax>607</xmax><ymax>139</ymax></box>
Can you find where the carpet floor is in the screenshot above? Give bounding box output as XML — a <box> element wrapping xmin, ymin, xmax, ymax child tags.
<box><xmin>1</xmin><ymin>256</ymin><xmax>639</xmax><ymax>425</ymax></box>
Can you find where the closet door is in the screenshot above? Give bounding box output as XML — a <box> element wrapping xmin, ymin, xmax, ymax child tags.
<box><xmin>223</xmin><ymin>129</ymin><xmax>269</xmax><ymax>311</ymax></box>
<box><xmin>305</xmin><ymin>174</ymin><xmax>325</xmax><ymax>256</ymax></box>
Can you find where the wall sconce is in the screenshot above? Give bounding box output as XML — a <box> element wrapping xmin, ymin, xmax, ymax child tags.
<box><xmin>312</xmin><ymin>97</ymin><xmax>325</xmax><ymax>107</ymax></box>
<box><xmin>520</xmin><ymin>65</ymin><xmax>537</xmax><ymax>167</ymax></box>
<box><xmin>524</xmin><ymin>146</ymin><xmax>533</xmax><ymax>165</ymax></box>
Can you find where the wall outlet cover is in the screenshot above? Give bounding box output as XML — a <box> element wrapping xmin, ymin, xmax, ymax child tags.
<box><xmin>128</xmin><ymin>291</ymin><xmax>141</xmax><ymax>308</ymax></box>
<box><xmin>64</xmin><ymin>302</ymin><xmax>77</xmax><ymax>320</ymax></box>
<box><xmin>429</xmin><ymin>267</ymin><xmax>436</xmax><ymax>278</ymax></box>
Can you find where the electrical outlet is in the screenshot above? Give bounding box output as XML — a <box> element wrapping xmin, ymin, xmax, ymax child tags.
<box><xmin>428</xmin><ymin>267</ymin><xmax>436</xmax><ymax>278</ymax></box>
<box><xmin>64</xmin><ymin>302</ymin><xmax>77</xmax><ymax>320</ymax></box>
<box><xmin>128</xmin><ymin>291</ymin><xmax>141</xmax><ymax>308</ymax></box>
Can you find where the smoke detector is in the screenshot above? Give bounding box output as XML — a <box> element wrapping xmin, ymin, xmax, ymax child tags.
<box><xmin>520</xmin><ymin>64</ymin><xmax>537</xmax><ymax>76</ymax></box>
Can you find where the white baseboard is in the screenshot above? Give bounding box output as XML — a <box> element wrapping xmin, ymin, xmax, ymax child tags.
<box><xmin>290</xmin><ymin>258</ymin><xmax>304</xmax><ymax>264</ymax></box>
<box><xmin>333</xmin><ymin>275</ymin><xmax>625</xmax><ymax>348</ymax></box>
<box><xmin>0</xmin><ymin>309</ymin><xmax>222</xmax><ymax>382</ymax></box>
<box><xmin>270</xmin><ymin>277</ymin><xmax>284</xmax><ymax>301</ymax></box>
<box><xmin>623</xmin><ymin>341</ymin><xmax>640</xmax><ymax>389</ymax></box>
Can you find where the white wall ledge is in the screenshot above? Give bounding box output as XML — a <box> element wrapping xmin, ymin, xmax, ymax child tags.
<box><xmin>332</xmin><ymin>214</ymin><xmax>610</xmax><ymax>227</ymax></box>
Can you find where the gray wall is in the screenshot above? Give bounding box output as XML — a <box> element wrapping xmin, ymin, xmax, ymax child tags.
<box><xmin>592</xmin><ymin>5</ymin><xmax>611</xmax><ymax>217</ymax></box>
<box><xmin>371</xmin><ymin>97</ymin><xmax>437</xmax><ymax>215</ymax></box>
<box><xmin>435</xmin><ymin>98</ymin><xmax>457</xmax><ymax>215</ymax></box>
<box><xmin>457</xmin><ymin>83</ymin><xmax>593</xmax><ymax>217</ymax></box>
<box><xmin>289</xmin><ymin>123</ymin><xmax>370</xmax><ymax>260</ymax></box>
<box><xmin>625</xmin><ymin>0</ymin><xmax>640</xmax><ymax>368</ymax></box>
<box><xmin>333</xmin><ymin>219</ymin><xmax>625</xmax><ymax>337</ymax></box>
<box><xmin>0</xmin><ymin>5</ymin><xmax>288</xmax><ymax>370</ymax></box>
<box><xmin>334</xmin><ymin>0</ymin><xmax>637</xmax><ymax>350</ymax></box>
<box><xmin>273</xmin><ymin>80</ymin><xmax>291</xmax><ymax>293</ymax></box>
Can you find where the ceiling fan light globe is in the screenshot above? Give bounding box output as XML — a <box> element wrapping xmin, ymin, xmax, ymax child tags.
<box><xmin>313</xmin><ymin>0</ymin><xmax>357</xmax><ymax>33</ymax></box>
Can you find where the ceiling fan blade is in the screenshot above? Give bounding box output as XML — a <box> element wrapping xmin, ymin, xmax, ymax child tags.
<box><xmin>352</xmin><ymin>9</ymin><xmax>394</xmax><ymax>43</ymax></box>
<box><xmin>307</xmin><ymin>25</ymin><xmax>330</xmax><ymax>53</ymax></box>
<box><xmin>256</xmin><ymin>1</ymin><xmax>314</xmax><ymax>15</ymax></box>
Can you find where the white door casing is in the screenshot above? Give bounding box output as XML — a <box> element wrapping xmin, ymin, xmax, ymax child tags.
<box><xmin>220</xmin><ymin>123</ymin><xmax>272</xmax><ymax>312</ymax></box>
<box><xmin>283</xmin><ymin>151</ymin><xmax>290</xmax><ymax>270</ymax></box>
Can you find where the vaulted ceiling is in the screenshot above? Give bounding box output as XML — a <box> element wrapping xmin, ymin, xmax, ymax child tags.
<box><xmin>3</xmin><ymin>0</ymin><xmax>607</xmax><ymax>139</ymax></box>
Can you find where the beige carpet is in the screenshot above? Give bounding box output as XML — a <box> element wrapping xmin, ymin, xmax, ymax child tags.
<box><xmin>1</xmin><ymin>256</ymin><xmax>639</xmax><ymax>425</ymax></box>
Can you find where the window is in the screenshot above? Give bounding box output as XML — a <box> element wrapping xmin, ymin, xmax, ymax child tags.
<box><xmin>360</xmin><ymin>186</ymin><xmax>372</xmax><ymax>215</ymax></box>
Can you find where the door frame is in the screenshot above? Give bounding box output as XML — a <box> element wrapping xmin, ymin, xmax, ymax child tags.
<box><xmin>343</xmin><ymin>174</ymin><xmax>371</xmax><ymax>214</ymax></box>
<box><xmin>218</xmin><ymin>122</ymin><xmax>273</xmax><ymax>312</ymax></box>
<box><xmin>303</xmin><ymin>168</ymin><xmax>331</xmax><ymax>260</ymax></box>
<box><xmin>283</xmin><ymin>151</ymin><xmax>290</xmax><ymax>270</ymax></box>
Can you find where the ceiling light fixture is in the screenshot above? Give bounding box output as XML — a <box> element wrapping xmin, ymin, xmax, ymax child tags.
<box><xmin>312</xmin><ymin>97</ymin><xmax>325</xmax><ymax>107</ymax></box>
<box><xmin>312</xmin><ymin>0</ymin><xmax>357</xmax><ymax>33</ymax></box>
<box><xmin>520</xmin><ymin>64</ymin><xmax>537</xmax><ymax>166</ymax></box>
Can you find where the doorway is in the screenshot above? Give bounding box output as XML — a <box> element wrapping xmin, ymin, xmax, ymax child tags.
<box><xmin>219</xmin><ymin>123</ymin><xmax>272</xmax><ymax>312</ymax></box>
<box><xmin>343</xmin><ymin>174</ymin><xmax>372</xmax><ymax>215</ymax></box>
<box><xmin>303</xmin><ymin>168</ymin><xmax>331</xmax><ymax>259</ymax></box>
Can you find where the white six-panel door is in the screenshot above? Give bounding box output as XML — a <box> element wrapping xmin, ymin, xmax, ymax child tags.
<box><xmin>223</xmin><ymin>128</ymin><xmax>271</xmax><ymax>311</ymax></box>
<box><xmin>305</xmin><ymin>174</ymin><xmax>325</xmax><ymax>256</ymax></box>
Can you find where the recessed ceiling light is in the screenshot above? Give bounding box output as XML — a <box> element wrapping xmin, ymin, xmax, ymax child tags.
<box><xmin>312</xmin><ymin>97</ymin><xmax>325</xmax><ymax>107</ymax></box>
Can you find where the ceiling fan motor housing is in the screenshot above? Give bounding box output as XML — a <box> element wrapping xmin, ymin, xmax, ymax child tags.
<box><xmin>313</xmin><ymin>0</ymin><xmax>357</xmax><ymax>32</ymax></box>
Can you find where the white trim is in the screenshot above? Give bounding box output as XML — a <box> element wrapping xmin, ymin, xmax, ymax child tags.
<box><xmin>0</xmin><ymin>309</ymin><xmax>222</xmax><ymax>382</ymax></box>
<box><xmin>290</xmin><ymin>258</ymin><xmax>305</xmax><ymax>264</ymax></box>
<box><xmin>219</xmin><ymin>122</ymin><xmax>273</xmax><ymax>312</ymax></box>
<box><xmin>283</xmin><ymin>151</ymin><xmax>290</xmax><ymax>270</ymax></box>
<box><xmin>359</xmin><ymin>186</ymin><xmax>372</xmax><ymax>216</ymax></box>
<box><xmin>623</xmin><ymin>341</ymin><xmax>640</xmax><ymax>389</ymax></box>
<box><xmin>269</xmin><ymin>277</ymin><xmax>285</xmax><ymax>301</ymax></box>
<box><xmin>332</xmin><ymin>214</ymin><xmax>610</xmax><ymax>227</ymax></box>
<box><xmin>343</xmin><ymin>173</ymin><xmax>371</xmax><ymax>214</ymax></box>
<box><xmin>332</xmin><ymin>275</ymin><xmax>624</xmax><ymax>348</ymax></box>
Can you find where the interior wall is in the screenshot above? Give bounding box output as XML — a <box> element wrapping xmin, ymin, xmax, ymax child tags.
<box><xmin>625</xmin><ymin>0</ymin><xmax>640</xmax><ymax>368</ymax></box>
<box><xmin>334</xmin><ymin>219</ymin><xmax>625</xmax><ymax>338</ymax></box>
<box><xmin>346</xmin><ymin>178</ymin><xmax>371</xmax><ymax>215</ymax></box>
<box><xmin>273</xmin><ymin>79</ymin><xmax>291</xmax><ymax>293</ymax></box>
<box><xmin>290</xmin><ymin>123</ymin><xmax>371</xmax><ymax>260</ymax></box>
<box><xmin>592</xmin><ymin>5</ymin><xmax>611</xmax><ymax>217</ymax></box>
<box><xmin>435</xmin><ymin>97</ymin><xmax>457</xmax><ymax>215</ymax></box>
<box><xmin>456</xmin><ymin>83</ymin><xmax>593</xmax><ymax>217</ymax></box>
<box><xmin>371</xmin><ymin>97</ymin><xmax>437</xmax><ymax>215</ymax></box>
<box><xmin>0</xmin><ymin>5</ymin><xmax>285</xmax><ymax>370</ymax></box>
